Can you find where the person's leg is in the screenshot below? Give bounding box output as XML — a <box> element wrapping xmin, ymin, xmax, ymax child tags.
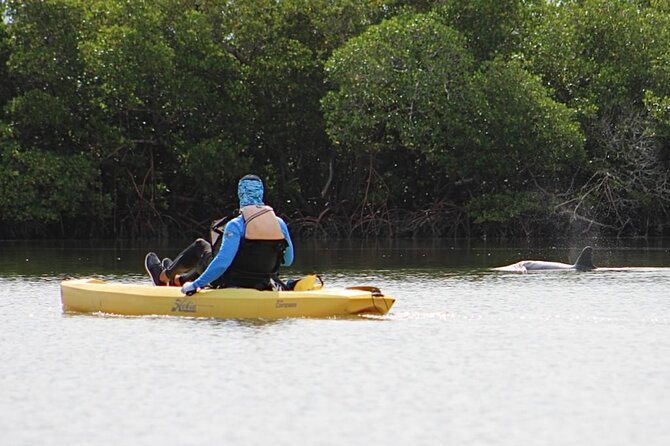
<box><xmin>145</xmin><ymin>252</ymin><xmax>165</xmax><ymax>285</ymax></box>
<box><xmin>172</xmin><ymin>269</ymin><xmax>200</xmax><ymax>285</ymax></box>
<box><xmin>161</xmin><ymin>238</ymin><xmax>212</xmax><ymax>285</ymax></box>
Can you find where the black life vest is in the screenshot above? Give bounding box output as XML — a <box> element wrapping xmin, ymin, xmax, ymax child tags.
<box><xmin>218</xmin><ymin>205</ymin><xmax>288</xmax><ymax>290</ymax></box>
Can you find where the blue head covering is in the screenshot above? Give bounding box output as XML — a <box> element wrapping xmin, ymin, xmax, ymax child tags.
<box><xmin>238</xmin><ymin>174</ymin><xmax>264</xmax><ymax>207</ymax></box>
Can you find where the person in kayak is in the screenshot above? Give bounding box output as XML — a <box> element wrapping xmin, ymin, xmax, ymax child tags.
<box><xmin>144</xmin><ymin>174</ymin><xmax>294</xmax><ymax>295</ymax></box>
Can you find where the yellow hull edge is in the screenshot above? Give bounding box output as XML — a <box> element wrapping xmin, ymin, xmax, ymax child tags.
<box><xmin>60</xmin><ymin>278</ymin><xmax>395</xmax><ymax>319</ymax></box>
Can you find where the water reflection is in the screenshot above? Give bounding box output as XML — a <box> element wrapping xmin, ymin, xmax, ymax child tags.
<box><xmin>1</xmin><ymin>238</ymin><xmax>668</xmax><ymax>278</ymax></box>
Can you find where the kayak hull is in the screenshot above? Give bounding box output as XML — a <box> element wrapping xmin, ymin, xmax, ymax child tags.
<box><xmin>60</xmin><ymin>278</ymin><xmax>395</xmax><ymax>319</ymax></box>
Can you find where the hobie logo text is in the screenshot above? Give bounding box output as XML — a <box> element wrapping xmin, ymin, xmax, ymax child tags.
<box><xmin>172</xmin><ymin>298</ymin><xmax>197</xmax><ymax>313</ymax></box>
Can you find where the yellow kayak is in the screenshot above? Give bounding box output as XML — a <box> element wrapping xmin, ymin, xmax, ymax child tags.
<box><xmin>60</xmin><ymin>278</ymin><xmax>395</xmax><ymax>319</ymax></box>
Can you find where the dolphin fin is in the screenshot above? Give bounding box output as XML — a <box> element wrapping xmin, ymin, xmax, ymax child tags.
<box><xmin>573</xmin><ymin>246</ymin><xmax>596</xmax><ymax>271</ymax></box>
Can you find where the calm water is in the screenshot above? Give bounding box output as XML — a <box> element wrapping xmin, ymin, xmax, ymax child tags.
<box><xmin>1</xmin><ymin>238</ymin><xmax>669</xmax><ymax>446</ymax></box>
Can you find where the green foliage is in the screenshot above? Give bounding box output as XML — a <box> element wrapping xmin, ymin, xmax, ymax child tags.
<box><xmin>6</xmin><ymin>90</ymin><xmax>75</xmax><ymax>148</ymax></box>
<box><xmin>644</xmin><ymin>7</ymin><xmax>670</xmax><ymax>154</ymax></box>
<box><xmin>322</xmin><ymin>11</ymin><xmax>476</xmax><ymax>224</ymax></box>
<box><xmin>213</xmin><ymin>0</ymin><xmax>346</xmax><ymax>207</ymax></box>
<box><xmin>521</xmin><ymin>0</ymin><xmax>670</xmax><ymax>233</ymax></box>
<box><xmin>4</xmin><ymin>0</ymin><xmax>88</xmax><ymax>152</ymax></box>
<box><xmin>177</xmin><ymin>138</ymin><xmax>252</xmax><ymax>212</ymax></box>
<box><xmin>5</xmin><ymin>0</ymin><xmax>85</xmax><ymax>91</ymax></box>
<box><xmin>0</xmin><ymin>143</ymin><xmax>109</xmax><ymax>223</ymax></box>
<box><xmin>522</xmin><ymin>0</ymin><xmax>663</xmax><ymax>115</ymax></box>
<box><xmin>323</xmin><ymin>11</ymin><xmax>584</xmax><ymax>226</ymax></box>
<box><xmin>462</xmin><ymin>58</ymin><xmax>585</xmax><ymax>187</ymax></box>
<box><xmin>0</xmin><ymin>0</ymin><xmax>668</xmax><ymax>237</ymax></box>
<box><xmin>438</xmin><ymin>0</ymin><xmax>546</xmax><ymax>62</ymax></box>
<box><xmin>466</xmin><ymin>192</ymin><xmax>542</xmax><ymax>224</ymax></box>
<box><xmin>323</xmin><ymin>12</ymin><xmax>474</xmax><ymax>155</ymax></box>
<box><xmin>79</xmin><ymin>0</ymin><xmax>257</xmax><ymax>234</ymax></box>
<box><xmin>645</xmin><ymin>91</ymin><xmax>670</xmax><ymax>138</ymax></box>
<box><xmin>0</xmin><ymin>16</ymin><xmax>12</xmax><ymax>110</ymax></box>
<box><xmin>80</xmin><ymin>2</ymin><xmax>174</xmax><ymax>112</ymax></box>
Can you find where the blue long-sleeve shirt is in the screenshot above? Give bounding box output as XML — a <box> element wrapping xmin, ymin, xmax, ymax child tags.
<box><xmin>192</xmin><ymin>215</ymin><xmax>294</xmax><ymax>289</ymax></box>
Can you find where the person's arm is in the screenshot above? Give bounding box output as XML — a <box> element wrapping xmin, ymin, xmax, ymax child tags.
<box><xmin>278</xmin><ymin>217</ymin><xmax>294</xmax><ymax>266</ymax></box>
<box><xmin>192</xmin><ymin>218</ymin><xmax>243</xmax><ymax>289</ymax></box>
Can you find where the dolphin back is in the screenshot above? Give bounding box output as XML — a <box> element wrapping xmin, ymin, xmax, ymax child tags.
<box><xmin>573</xmin><ymin>246</ymin><xmax>596</xmax><ymax>271</ymax></box>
